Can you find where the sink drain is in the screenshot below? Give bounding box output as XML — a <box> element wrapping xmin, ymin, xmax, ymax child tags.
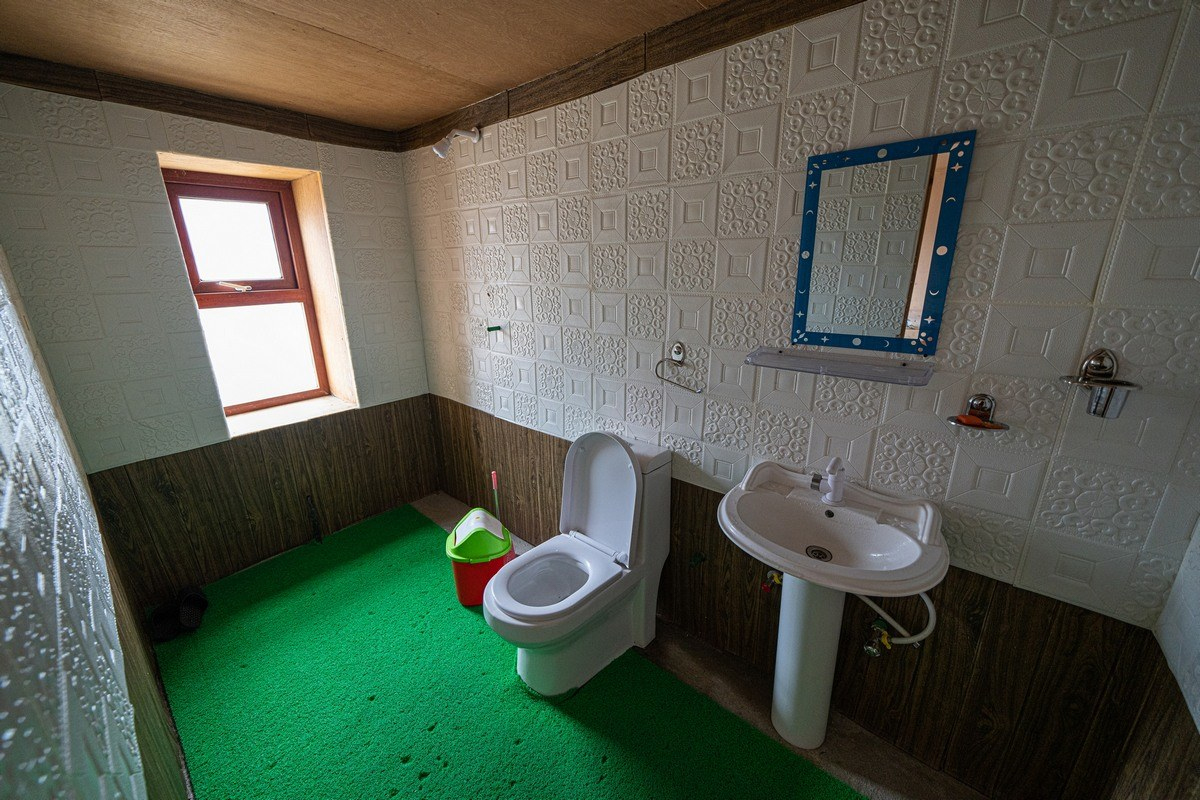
<box><xmin>805</xmin><ymin>546</ymin><xmax>833</xmax><ymax>562</ymax></box>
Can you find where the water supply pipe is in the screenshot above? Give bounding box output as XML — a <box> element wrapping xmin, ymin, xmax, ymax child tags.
<box><xmin>853</xmin><ymin>592</ymin><xmax>936</xmax><ymax>646</ymax></box>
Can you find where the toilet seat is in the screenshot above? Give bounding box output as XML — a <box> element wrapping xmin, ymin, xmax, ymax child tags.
<box><xmin>488</xmin><ymin>535</ymin><xmax>625</xmax><ymax>623</ymax></box>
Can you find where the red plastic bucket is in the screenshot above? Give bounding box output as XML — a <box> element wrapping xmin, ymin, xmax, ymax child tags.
<box><xmin>451</xmin><ymin>550</ymin><xmax>515</xmax><ymax>606</ymax></box>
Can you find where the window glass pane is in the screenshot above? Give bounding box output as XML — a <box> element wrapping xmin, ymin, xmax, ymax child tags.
<box><xmin>179</xmin><ymin>197</ymin><xmax>283</xmax><ymax>281</ymax></box>
<box><xmin>198</xmin><ymin>303</ymin><xmax>318</xmax><ymax>407</ymax></box>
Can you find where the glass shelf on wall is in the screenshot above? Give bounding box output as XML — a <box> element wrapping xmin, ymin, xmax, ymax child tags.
<box><xmin>743</xmin><ymin>347</ymin><xmax>934</xmax><ymax>387</ymax></box>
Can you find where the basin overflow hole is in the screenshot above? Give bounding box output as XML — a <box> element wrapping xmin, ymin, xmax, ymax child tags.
<box><xmin>806</xmin><ymin>546</ymin><xmax>833</xmax><ymax>562</ymax></box>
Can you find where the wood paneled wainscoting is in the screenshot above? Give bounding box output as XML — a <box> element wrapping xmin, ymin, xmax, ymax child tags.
<box><xmin>89</xmin><ymin>395</ymin><xmax>441</xmax><ymax>609</ymax></box>
<box><xmin>430</xmin><ymin>396</ymin><xmax>1200</xmax><ymax>800</ymax></box>
<box><xmin>106</xmin><ymin>549</ymin><xmax>192</xmax><ymax>800</ymax></box>
<box><xmin>90</xmin><ymin>396</ymin><xmax>440</xmax><ymax>799</ymax></box>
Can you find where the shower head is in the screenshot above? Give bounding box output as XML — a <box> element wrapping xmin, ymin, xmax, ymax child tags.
<box><xmin>432</xmin><ymin>127</ymin><xmax>481</xmax><ymax>158</ymax></box>
<box><xmin>431</xmin><ymin>136</ymin><xmax>454</xmax><ymax>159</ymax></box>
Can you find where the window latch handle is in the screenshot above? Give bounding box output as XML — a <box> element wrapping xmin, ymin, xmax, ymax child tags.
<box><xmin>218</xmin><ymin>281</ymin><xmax>253</xmax><ymax>292</ymax></box>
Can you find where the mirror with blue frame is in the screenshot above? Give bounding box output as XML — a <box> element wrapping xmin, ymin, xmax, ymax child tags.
<box><xmin>791</xmin><ymin>132</ymin><xmax>976</xmax><ymax>355</ymax></box>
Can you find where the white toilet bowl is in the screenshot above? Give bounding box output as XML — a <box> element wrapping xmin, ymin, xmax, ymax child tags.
<box><xmin>483</xmin><ymin>432</ymin><xmax>671</xmax><ymax>696</ymax></box>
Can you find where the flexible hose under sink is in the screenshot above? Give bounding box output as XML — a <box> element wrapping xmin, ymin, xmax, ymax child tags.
<box><xmin>853</xmin><ymin>591</ymin><xmax>936</xmax><ymax>646</ymax></box>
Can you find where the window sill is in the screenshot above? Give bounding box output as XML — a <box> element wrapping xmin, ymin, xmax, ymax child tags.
<box><xmin>226</xmin><ymin>395</ymin><xmax>357</xmax><ymax>438</ymax></box>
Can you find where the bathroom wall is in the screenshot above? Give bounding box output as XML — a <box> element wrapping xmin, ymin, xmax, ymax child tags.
<box><xmin>403</xmin><ymin>1</ymin><xmax>1200</xmax><ymax>647</ymax></box>
<box><xmin>1160</xmin><ymin>526</ymin><xmax>1200</xmax><ymax>725</ymax></box>
<box><xmin>0</xmin><ymin>80</ymin><xmax>428</xmax><ymax>473</ymax></box>
<box><xmin>0</xmin><ymin>246</ymin><xmax>146</xmax><ymax>798</ymax></box>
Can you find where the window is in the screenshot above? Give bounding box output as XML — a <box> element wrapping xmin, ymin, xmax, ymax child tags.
<box><xmin>163</xmin><ymin>170</ymin><xmax>330</xmax><ymax>415</ymax></box>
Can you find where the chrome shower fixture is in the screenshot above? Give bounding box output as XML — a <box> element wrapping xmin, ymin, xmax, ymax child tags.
<box><xmin>431</xmin><ymin>127</ymin><xmax>481</xmax><ymax>158</ymax></box>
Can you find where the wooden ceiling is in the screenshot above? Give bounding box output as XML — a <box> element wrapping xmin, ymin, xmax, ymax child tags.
<box><xmin>0</xmin><ymin>0</ymin><xmax>709</xmax><ymax>129</ymax></box>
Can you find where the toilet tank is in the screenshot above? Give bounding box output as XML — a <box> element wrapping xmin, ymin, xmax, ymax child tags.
<box><xmin>628</xmin><ymin>439</ymin><xmax>671</xmax><ymax>571</ymax></box>
<box><xmin>626</xmin><ymin>439</ymin><xmax>671</xmax><ymax>475</ymax></box>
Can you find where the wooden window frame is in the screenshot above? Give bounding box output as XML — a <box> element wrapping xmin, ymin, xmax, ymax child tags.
<box><xmin>163</xmin><ymin>169</ymin><xmax>330</xmax><ymax>416</ymax></box>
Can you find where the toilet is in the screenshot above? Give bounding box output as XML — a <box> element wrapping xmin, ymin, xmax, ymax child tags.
<box><xmin>482</xmin><ymin>432</ymin><xmax>671</xmax><ymax>696</ymax></box>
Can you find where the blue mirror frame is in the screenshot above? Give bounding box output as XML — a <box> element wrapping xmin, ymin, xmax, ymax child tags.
<box><xmin>792</xmin><ymin>132</ymin><xmax>976</xmax><ymax>355</ymax></box>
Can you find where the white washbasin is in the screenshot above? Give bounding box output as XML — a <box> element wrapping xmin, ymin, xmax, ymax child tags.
<box><xmin>717</xmin><ymin>461</ymin><xmax>948</xmax><ymax>596</ymax></box>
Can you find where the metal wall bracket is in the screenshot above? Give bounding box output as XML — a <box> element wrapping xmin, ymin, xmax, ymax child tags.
<box><xmin>655</xmin><ymin>341</ymin><xmax>703</xmax><ymax>394</ymax></box>
<box><xmin>946</xmin><ymin>393</ymin><xmax>1009</xmax><ymax>431</ymax></box>
<box><xmin>1061</xmin><ymin>348</ymin><xmax>1140</xmax><ymax>419</ymax></box>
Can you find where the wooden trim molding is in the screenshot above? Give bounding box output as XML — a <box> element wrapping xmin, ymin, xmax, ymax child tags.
<box><xmin>301</xmin><ymin>114</ymin><xmax>401</xmax><ymax>152</ymax></box>
<box><xmin>95</xmin><ymin>71</ymin><xmax>312</xmax><ymax>140</ymax></box>
<box><xmin>0</xmin><ymin>51</ymin><xmax>400</xmax><ymax>150</ymax></box>
<box><xmin>156</xmin><ymin>151</ymin><xmax>313</xmax><ymax>181</ymax></box>
<box><xmin>393</xmin><ymin>91</ymin><xmax>509</xmax><ymax>152</ymax></box>
<box><xmin>2</xmin><ymin>0</ymin><xmax>862</xmax><ymax>154</ymax></box>
<box><xmin>290</xmin><ymin>172</ymin><xmax>358</xmax><ymax>405</ymax></box>
<box><xmin>396</xmin><ymin>0</ymin><xmax>859</xmax><ymax>148</ymax></box>
<box><xmin>403</xmin><ymin>0</ymin><xmax>860</xmax><ymax>148</ymax></box>
<box><xmin>0</xmin><ymin>50</ymin><xmax>102</xmax><ymax>99</ymax></box>
<box><xmin>644</xmin><ymin>0</ymin><xmax>858</xmax><ymax>71</ymax></box>
<box><xmin>507</xmin><ymin>38</ymin><xmax>645</xmax><ymax>119</ymax></box>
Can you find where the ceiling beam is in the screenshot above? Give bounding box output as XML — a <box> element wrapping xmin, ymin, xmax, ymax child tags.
<box><xmin>95</xmin><ymin>71</ymin><xmax>312</xmax><ymax>140</ymax></box>
<box><xmin>645</xmin><ymin>0</ymin><xmax>857</xmax><ymax>70</ymax></box>
<box><xmin>0</xmin><ymin>51</ymin><xmax>102</xmax><ymax>99</ymax></box>
<box><xmin>0</xmin><ymin>50</ymin><xmax>400</xmax><ymax>150</ymax></box>
<box><xmin>395</xmin><ymin>0</ymin><xmax>858</xmax><ymax>150</ymax></box>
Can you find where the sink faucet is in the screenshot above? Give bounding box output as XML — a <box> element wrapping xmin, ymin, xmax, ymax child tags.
<box><xmin>811</xmin><ymin>457</ymin><xmax>846</xmax><ymax>506</ymax></box>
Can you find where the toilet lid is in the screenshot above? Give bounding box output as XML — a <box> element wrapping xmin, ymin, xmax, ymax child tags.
<box><xmin>560</xmin><ymin>432</ymin><xmax>642</xmax><ymax>563</ymax></box>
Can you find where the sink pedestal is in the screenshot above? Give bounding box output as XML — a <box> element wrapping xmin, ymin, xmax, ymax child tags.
<box><xmin>717</xmin><ymin>460</ymin><xmax>948</xmax><ymax>748</ymax></box>
<box><xmin>772</xmin><ymin>574</ymin><xmax>845</xmax><ymax>749</ymax></box>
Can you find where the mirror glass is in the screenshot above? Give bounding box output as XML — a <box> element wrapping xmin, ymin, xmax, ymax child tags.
<box><xmin>792</xmin><ymin>132</ymin><xmax>975</xmax><ymax>355</ymax></box>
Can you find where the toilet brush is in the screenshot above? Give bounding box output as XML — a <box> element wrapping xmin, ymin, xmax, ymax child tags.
<box><xmin>491</xmin><ymin>470</ymin><xmax>500</xmax><ymax>519</ymax></box>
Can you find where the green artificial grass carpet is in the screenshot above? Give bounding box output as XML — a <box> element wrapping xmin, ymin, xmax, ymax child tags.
<box><xmin>157</xmin><ymin>505</ymin><xmax>863</xmax><ymax>800</ymax></box>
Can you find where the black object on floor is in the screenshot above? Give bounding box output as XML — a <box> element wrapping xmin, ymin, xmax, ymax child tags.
<box><xmin>178</xmin><ymin>587</ymin><xmax>209</xmax><ymax>630</ymax></box>
<box><xmin>149</xmin><ymin>587</ymin><xmax>209</xmax><ymax>643</ymax></box>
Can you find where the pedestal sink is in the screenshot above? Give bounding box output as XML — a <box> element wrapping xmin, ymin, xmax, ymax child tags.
<box><xmin>717</xmin><ymin>460</ymin><xmax>948</xmax><ymax>748</ymax></box>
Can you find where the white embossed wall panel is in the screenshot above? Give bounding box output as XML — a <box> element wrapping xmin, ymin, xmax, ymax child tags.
<box><xmin>0</xmin><ymin>246</ymin><xmax>146</xmax><ymax>798</ymax></box>
<box><xmin>0</xmin><ymin>83</ymin><xmax>427</xmax><ymax>473</ymax></box>
<box><xmin>406</xmin><ymin>0</ymin><xmax>1200</xmax><ymax>644</ymax></box>
<box><xmin>1159</xmin><ymin>523</ymin><xmax>1200</xmax><ymax>730</ymax></box>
